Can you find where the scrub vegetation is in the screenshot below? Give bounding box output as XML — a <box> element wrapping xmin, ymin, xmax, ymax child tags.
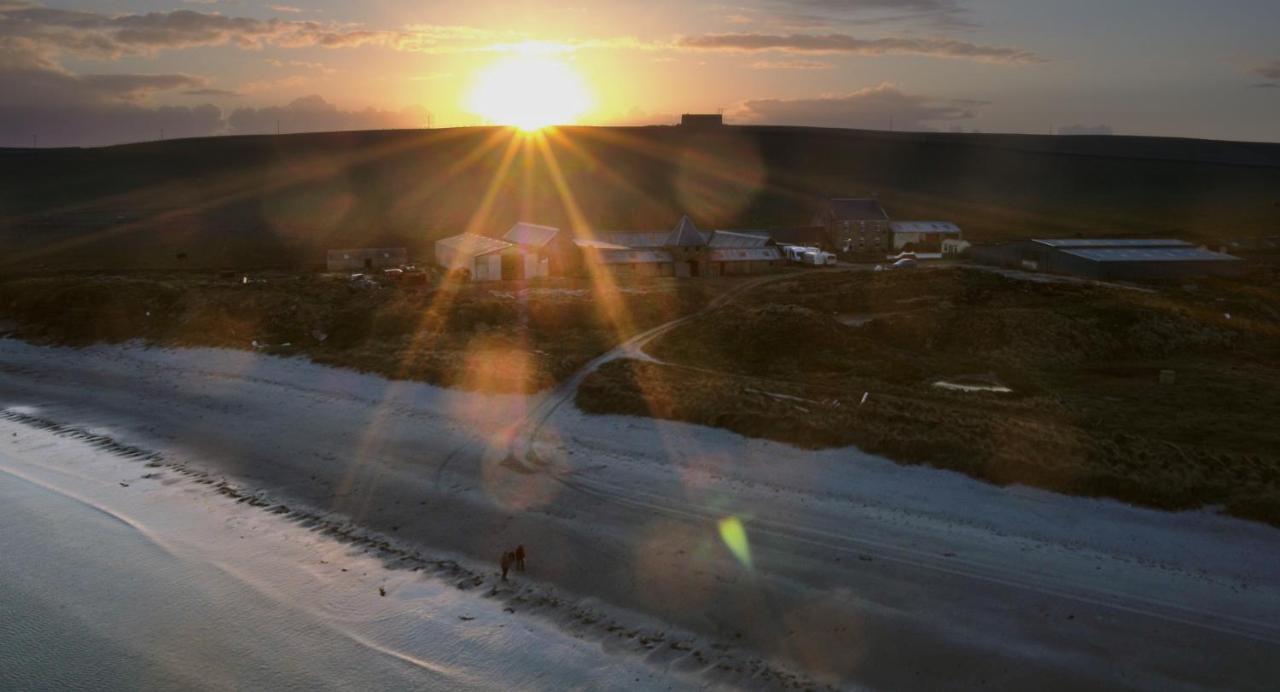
<box><xmin>577</xmin><ymin>267</ymin><xmax>1280</xmax><ymax>525</ymax></box>
<box><xmin>0</xmin><ymin>272</ymin><xmax>715</xmax><ymax>394</ymax></box>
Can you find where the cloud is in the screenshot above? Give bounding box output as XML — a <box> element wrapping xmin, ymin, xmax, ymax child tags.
<box><xmin>1251</xmin><ymin>59</ymin><xmax>1280</xmax><ymax>79</ymax></box>
<box><xmin>226</xmin><ymin>94</ymin><xmax>427</xmax><ymax>135</ymax></box>
<box><xmin>1251</xmin><ymin>82</ymin><xmax>1277</xmax><ymax>89</ymax></box>
<box><xmin>1057</xmin><ymin>124</ymin><xmax>1113</xmax><ymax>136</ymax></box>
<box><xmin>0</xmin><ymin>1</ymin><xmax>501</xmax><ymax>62</ymax></box>
<box><xmin>750</xmin><ymin>59</ymin><xmax>832</xmax><ymax>69</ymax></box>
<box><xmin>267</xmin><ymin>4</ymin><xmax>305</xmax><ymax>13</ymax></box>
<box><xmin>181</xmin><ymin>87</ymin><xmax>238</xmax><ymax>96</ymax></box>
<box><xmin>729</xmin><ymin>82</ymin><xmax>983</xmax><ymax>130</ymax></box>
<box><xmin>760</xmin><ymin>0</ymin><xmax>975</xmax><ymax>28</ymax></box>
<box><xmin>0</xmin><ymin>65</ymin><xmax>223</xmax><ymax>146</ymax></box>
<box><xmin>678</xmin><ymin>32</ymin><xmax>1043</xmax><ymax>63</ymax></box>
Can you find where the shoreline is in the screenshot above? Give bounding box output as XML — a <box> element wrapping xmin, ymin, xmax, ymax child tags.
<box><xmin>4</xmin><ymin>339</ymin><xmax>1280</xmax><ymax>689</ymax></box>
<box><xmin>0</xmin><ymin>412</ymin><xmax>803</xmax><ymax>690</ymax></box>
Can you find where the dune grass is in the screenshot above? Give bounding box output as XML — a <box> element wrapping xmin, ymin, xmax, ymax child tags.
<box><xmin>577</xmin><ymin>267</ymin><xmax>1280</xmax><ymax>525</ymax></box>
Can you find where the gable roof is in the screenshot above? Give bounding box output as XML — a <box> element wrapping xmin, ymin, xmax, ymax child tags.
<box><xmin>825</xmin><ymin>198</ymin><xmax>889</xmax><ymax>221</ymax></box>
<box><xmin>435</xmin><ymin>233</ymin><xmax>512</xmax><ymax>257</ymax></box>
<box><xmin>503</xmin><ymin>222</ymin><xmax>561</xmax><ymax>248</ymax></box>
<box><xmin>666</xmin><ymin>215</ymin><xmax>706</xmax><ymax>247</ymax></box>
<box><xmin>597</xmin><ymin>231</ymin><xmax>671</xmax><ymax>248</ymax></box>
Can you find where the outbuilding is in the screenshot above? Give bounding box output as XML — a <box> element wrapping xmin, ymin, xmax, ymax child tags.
<box><xmin>890</xmin><ymin>221</ymin><xmax>962</xmax><ymax>253</ymax></box>
<box><xmin>971</xmin><ymin>238</ymin><xmax>1245</xmax><ymax>280</ymax></box>
<box><xmin>434</xmin><ymin>234</ymin><xmax>511</xmax><ymax>281</ymax></box>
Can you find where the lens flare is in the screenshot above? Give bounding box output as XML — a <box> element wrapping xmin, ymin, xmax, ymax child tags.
<box><xmin>718</xmin><ymin>516</ymin><xmax>752</xmax><ymax>569</ymax></box>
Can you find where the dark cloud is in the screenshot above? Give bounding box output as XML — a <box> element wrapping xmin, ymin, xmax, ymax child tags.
<box><xmin>750</xmin><ymin>59</ymin><xmax>832</xmax><ymax>69</ymax></box>
<box><xmin>1251</xmin><ymin>60</ymin><xmax>1280</xmax><ymax>79</ymax></box>
<box><xmin>226</xmin><ymin>95</ymin><xmax>428</xmax><ymax>135</ymax></box>
<box><xmin>0</xmin><ymin>1</ymin><xmax>441</xmax><ymax>62</ymax></box>
<box><xmin>1057</xmin><ymin>124</ymin><xmax>1113</xmax><ymax>136</ymax></box>
<box><xmin>181</xmin><ymin>87</ymin><xmax>239</xmax><ymax>97</ymax></box>
<box><xmin>679</xmin><ymin>32</ymin><xmax>1043</xmax><ymax>63</ymax></box>
<box><xmin>760</xmin><ymin>0</ymin><xmax>974</xmax><ymax>28</ymax></box>
<box><xmin>729</xmin><ymin>83</ymin><xmax>982</xmax><ymax>130</ymax></box>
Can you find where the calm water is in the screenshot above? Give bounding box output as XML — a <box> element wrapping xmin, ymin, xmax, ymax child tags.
<box><xmin>0</xmin><ymin>470</ymin><xmax>449</xmax><ymax>690</ymax></box>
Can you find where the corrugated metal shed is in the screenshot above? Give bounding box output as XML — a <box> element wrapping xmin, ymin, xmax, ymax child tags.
<box><xmin>503</xmin><ymin>222</ymin><xmax>560</xmax><ymax>248</ymax></box>
<box><xmin>1060</xmin><ymin>247</ymin><xmax>1241</xmax><ymax>262</ymax></box>
<box><xmin>1032</xmin><ymin>238</ymin><xmax>1191</xmax><ymax>248</ymax></box>
<box><xmin>709</xmin><ymin>248</ymin><xmax>783</xmax><ymax>262</ymax></box>
<box><xmin>596</xmin><ymin>249</ymin><xmax>674</xmax><ymax>265</ymax></box>
<box><xmin>597</xmin><ymin>231</ymin><xmax>670</xmax><ymax>248</ymax></box>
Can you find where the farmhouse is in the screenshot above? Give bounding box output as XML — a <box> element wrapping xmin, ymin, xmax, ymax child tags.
<box><xmin>502</xmin><ymin>222</ymin><xmax>572</xmax><ymax>279</ymax></box>
<box><xmin>581</xmin><ymin>217</ymin><xmax>782</xmax><ymax>278</ymax></box>
<box><xmin>814</xmin><ymin>198</ymin><xmax>890</xmax><ymax>257</ymax></box>
<box><xmin>327</xmin><ymin>247</ymin><xmax>408</xmax><ymax>272</ymax></box>
<box><xmin>971</xmin><ymin>238</ymin><xmax>1245</xmax><ymax>280</ymax></box>
<box><xmin>890</xmin><ymin>221</ymin><xmax>962</xmax><ymax>253</ymax></box>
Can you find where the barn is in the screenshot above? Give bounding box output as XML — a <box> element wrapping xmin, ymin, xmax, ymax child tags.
<box><xmin>971</xmin><ymin>238</ymin><xmax>1245</xmax><ymax>280</ymax></box>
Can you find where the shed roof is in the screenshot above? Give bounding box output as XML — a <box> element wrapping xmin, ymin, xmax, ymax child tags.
<box><xmin>595</xmin><ymin>249</ymin><xmax>674</xmax><ymax>265</ymax></box>
<box><xmin>707</xmin><ymin>230</ymin><xmax>769</xmax><ymax>248</ymax></box>
<box><xmin>709</xmin><ymin>247</ymin><xmax>783</xmax><ymax>262</ymax></box>
<box><xmin>891</xmin><ymin>221</ymin><xmax>961</xmax><ymax>234</ymax></box>
<box><xmin>666</xmin><ymin>216</ymin><xmax>707</xmax><ymax>247</ymax></box>
<box><xmin>1032</xmin><ymin>238</ymin><xmax>1191</xmax><ymax>248</ymax></box>
<box><xmin>598</xmin><ymin>231</ymin><xmax>671</xmax><ymax>248</ymax></box>
<box><xmin>1060</xmin><ymin>247</ymin><xmax>1243</xmax><ymax>263</ymax></box>
<box><xmin>825</xmin><ymin>198</ymin><xmax>889</xmax><ymax>221</ymax></box>
<box><xmin>573</xmin><ymin>238</ymin><xmax>631</xmax><ymax>250</ymax></box>
<box><xmin>503</xmin><ymin>222</ymin><xmax>561</xmax><ymax>248</ymax></box>
<box><xmin>436</xmin><ymin>233</ymin><xmax>512</xmax><ymax>257</ymax></box>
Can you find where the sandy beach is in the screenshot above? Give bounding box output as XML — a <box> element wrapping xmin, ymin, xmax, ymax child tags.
<box><xmin>4</xmin><ymin>338</ymin><xmax>1280</xmax><ymax>689</ymax></box>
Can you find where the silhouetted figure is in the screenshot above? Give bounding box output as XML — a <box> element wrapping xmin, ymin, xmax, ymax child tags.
<box><xmin>500</xmin><ymin>551</ymin><xmax>513</xmax><ymax>581</ymax></box>
<box><xmin>514</xmin><ymin>545</ymin><xmax>526</xmax><ymax>572</ymax></box>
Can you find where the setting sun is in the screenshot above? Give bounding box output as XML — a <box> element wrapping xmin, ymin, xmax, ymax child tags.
<box><xmin>464</xmin><ymin>51</ymin><xmax>591</xmax><ymax>131</ymax></box>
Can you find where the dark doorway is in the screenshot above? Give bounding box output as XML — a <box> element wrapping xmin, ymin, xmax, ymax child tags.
<box><xmin>689</xmin><ymin>261</ymin><xmax>700</xmax><ymax>277</ymax></box>
<box><xmin>363</xmin><ymin>258</ymin><xmax>373</xmax><ymax>269</ymax></box>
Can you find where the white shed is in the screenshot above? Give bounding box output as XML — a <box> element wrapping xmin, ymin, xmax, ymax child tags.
<box><xmin>434</xmin><ymin>233</ymin><xmax>512</xmax><ymax>282</ymax></box>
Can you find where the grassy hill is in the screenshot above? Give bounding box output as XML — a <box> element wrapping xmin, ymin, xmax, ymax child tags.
<box><xmin>2</xmin><ymin>125</ymin><xmax>1279</xmax><ymax>272</ymax></box>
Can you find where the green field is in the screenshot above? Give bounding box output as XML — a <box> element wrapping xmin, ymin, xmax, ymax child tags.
<box><xmin>3</xmin><ymin>125</ymin><xmax>1279</xmax><ymax>271</ymax></box>
<box><xmin>576</xmin><ymin>267</ymin><xmax>1280</xmax><ymax>525</ymax></box>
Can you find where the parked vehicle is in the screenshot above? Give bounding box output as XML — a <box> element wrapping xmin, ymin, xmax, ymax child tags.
<box><xmin>782</xmin><ymin>245</ymin><xmax>836</xmax><ymax>266</ymax></box>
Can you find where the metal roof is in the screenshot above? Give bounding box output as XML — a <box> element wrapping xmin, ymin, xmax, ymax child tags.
<box><xmin>1032</xmin><ymin>238</ymin><xmax>1192</xmax><ymax>248</ymax></box>
<box><xmin>595</xmin><ymin>249</ymin><xmax>674</xmax><ymax>265</ymax></box>
<box><xmin>573</xmin><ymin>238</ymin><xmax>631</xmax><ymax>250</ymax></box>
<box><xmin>667</xmin><ymin>216</ymin><xmax>707</xmax><ymax>247</ymax></box>
<box><xmin>1060</xmin><ymin>247</ymin><xmax>1243</xmax><ymax>263</ymax></box>
<box><xmin>891</xmin><ymin>221</ymin><xmax>961</xmax><ymax>234</ymax></box>
<box><xmin>825</xmin><ymin>198</ymin><xmax>889</xmax><ymax>221</ymax></box>
<box><xmin>503</xmin><ymin>222</ymin><xmax>560</xmax><ymax>248</ymax></box>
<box><xmin>707</xmin><ymin>230</ymin><xmax>769</xmax><ymax>248</ymax></box>
<box><xmin>597</xmin><ymin>231</ymin><xmax>671</xmax><ymax>248</ymax></box>
<box><xmin>709</xmin><ymin>247</ymin><xmax>783</xmax><ymax>262</ymax></box>
<box><xmin>435</xmin><ymin>233</ymin><xmax>512</xmax><ymax>257</ymax></box>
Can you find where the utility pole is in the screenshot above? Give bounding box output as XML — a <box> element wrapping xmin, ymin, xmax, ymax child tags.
<box><xmin>276</xmin><ymin>119</ymin><xmax>280</xmax><ymax>136</ymax></box>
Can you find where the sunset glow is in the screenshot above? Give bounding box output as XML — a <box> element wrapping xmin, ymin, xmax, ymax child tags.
<box><xmin>464</xmin><ymin>50</ymin><xmax>592</xmax><ymax>131</ymax></box>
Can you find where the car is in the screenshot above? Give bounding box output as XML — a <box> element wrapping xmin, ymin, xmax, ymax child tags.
<box><xmin>891</xmin><ymin>257</ymin><xmax>918</xmax><ymax>269</ymax></box>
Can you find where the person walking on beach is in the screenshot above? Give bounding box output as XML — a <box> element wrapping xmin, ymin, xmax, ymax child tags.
<box><xmin>500</xmin><ymin>551</ymin><xmax>513</xmax><ymax>581</ymax></box>
<box><xmin>514</xmin><ymin>545</ymin><xmax>526</xmax><ymax>572</ymax></box>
